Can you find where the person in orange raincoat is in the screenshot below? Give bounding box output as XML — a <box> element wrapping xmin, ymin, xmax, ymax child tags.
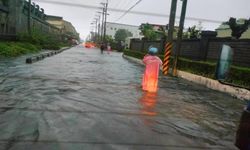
<box><xmin>142</xmin><ymin>46</ymin><xmax>162</xmax><ymax>93</ymax></box>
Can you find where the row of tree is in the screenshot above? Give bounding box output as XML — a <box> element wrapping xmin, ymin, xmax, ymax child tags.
<box><xmin>139</xmin><ymin>23</ymin><xmax>203</xmax><ymax>40</ymax></box>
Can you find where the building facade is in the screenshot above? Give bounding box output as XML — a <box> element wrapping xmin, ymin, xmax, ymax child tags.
<box><xmin>0</xmin><ymin>0</ymin><xmax>60</xmax><ymax>36</ymax></box>
<box><xmin>106</xmin><ymin>22</ymin><xmax>142</xmax><ymax>39</ymax></box>
<box><xmin>46</xmin><ymin>15</ymin><xmax>79</xmax><ymax>40</ymax></box>
<box><xmin>0</xmin><ymin>0</ymin><xmax>79</xmax><ymax>41</ymax></box>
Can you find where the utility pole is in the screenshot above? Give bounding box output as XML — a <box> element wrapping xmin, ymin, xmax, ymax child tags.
<box><xmin>97</xmin><ymin>16</ymin><xmax>101</xmax><ymax>42</ymax></box>
<box><xmin>162</xmin><ymin>0</ymin><xmax>178</xmax><ymax>75</ymax></box>
<box><xmin>95</xmin><ymin>14</ymin><xmax>101</xmax><ymax>43</ymax></box>
<box><xmin>173</xmin><ymin>0</ymin><xmax>188</xmax><ymax>76</ymax></box>
<box><xmin>103</xmin><ymin>0</ymin><xmax>108</xmax><ymax>44</ymax></box>
<box><xmin>167</xmin><ymin>0</ymin><xmax>177</xmax><ymax>41</ymax></box>
<box><xmin>94</xmin><ymin>18</ymin><xmax>98</xmax><ymax>42</ymax></box>
<box><xmin>28</xmin><ymin>0</ymin><xmax>31</xmax><ymax>35</ymax></box>
<box><xmin>100</xmin><ymin>7</ymin><xmax>105</xmax><ymax>42</ymax></box>
<box><xmin>91</xmin><ymin>20</ymin><xmax>97</xmax><ymax>42</ymax></box>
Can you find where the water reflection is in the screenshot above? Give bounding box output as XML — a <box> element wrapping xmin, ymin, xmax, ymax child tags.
<box><xmin>139</xmin><ymin>92</ymin><xmax>158</xmax><ymax>116</ymax></box>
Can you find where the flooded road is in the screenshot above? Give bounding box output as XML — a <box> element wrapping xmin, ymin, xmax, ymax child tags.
<box><xmin>0</xmin><ymin>46</ymin><xmax>245</xmax><ymax>150</ymax></box>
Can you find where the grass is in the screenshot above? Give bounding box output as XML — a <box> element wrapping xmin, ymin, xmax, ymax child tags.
<box><xmin>0</xmin><ymin>29</ymin><xmax>73</xmax><ymax>57</ymax></box>
<box><xmin>0</xmin><ymin>42</ymin><xmax>41</xmax><ymax>57</ymax></box>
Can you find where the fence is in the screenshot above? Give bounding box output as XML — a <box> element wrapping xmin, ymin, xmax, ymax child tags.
<box><xmin>130</xmin><ymin>38</ymin><xmax>250</xmax><ymax>67</ymax></box>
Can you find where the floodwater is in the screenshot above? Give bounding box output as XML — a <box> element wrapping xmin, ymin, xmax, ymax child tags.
<box><xmin>0</xmin><ymin>46</ymin><xmax>245</xmax><ymax>150</ymax></box>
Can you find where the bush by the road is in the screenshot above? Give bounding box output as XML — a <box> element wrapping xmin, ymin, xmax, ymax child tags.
<box><xmin>123</xmin><ymin>49</ymin><xmax>250</xmax><ymax>89</ymax></box>
<box><xmin>0</xmin><ymin>42</ymin><xmax>40</xmax><ymax>57</ymax></box>
<box><xmin>227</xmin><ymin>66</ymin><xmax>250</xmax><ymax>88</ymax></box>
<box><xmin>0</xmin><ymin>29</ymin><xmax>72</xmax><ymax>57</ymax></box>
<box><xmin>18</xmin><ymin>29</ymin><xmax>70</xmax><ymax>50</ymax></box>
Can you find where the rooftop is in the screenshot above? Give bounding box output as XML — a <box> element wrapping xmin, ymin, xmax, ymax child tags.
<box><xmin>46</xmin><ymin>15</ymin><xmax>63</xmax><ymax>20</ymax></box>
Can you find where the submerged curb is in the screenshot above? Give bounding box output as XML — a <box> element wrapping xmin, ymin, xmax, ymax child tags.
<box><xmin>26</xmin><ymin>47</ymin><xmax>71</xmax><ymax>64</ymax></box>
<box><xmin>123</xmin><ymin>54</ymin><xmax>250</xmax><ymax>101</ymax></box>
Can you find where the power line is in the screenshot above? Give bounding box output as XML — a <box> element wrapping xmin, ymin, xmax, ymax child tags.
<box><xmin>115</xmin><ymin>0</ymin><xmax>143</xmax><ymax>22</ymax></box>
<box><xmin>32</xmin><ymin>0</ymin><xmax>223</xmax><ymax>24</ymax></box>
<box><xmin>123</xmin><ymin>0</ymin><xmax>135</xmax><ymax>10</ymax></box>
<box><xmin>114</xmin><ymin>0</ymin><xmax>126</xmax><ymax>10</ymax></box>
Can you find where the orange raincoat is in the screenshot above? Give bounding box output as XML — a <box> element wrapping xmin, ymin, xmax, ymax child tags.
<box><xmin>142</xmin><ymin>54</ymin><xmax>162</xmax><ymax>92</ymax></box>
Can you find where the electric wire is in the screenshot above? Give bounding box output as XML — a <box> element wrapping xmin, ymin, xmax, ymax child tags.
<box><xmin>115</xmin><ymin>0</ymin><xmax>142</xmax><ymax>22</ymax></box>
<box><xmin>32</xmin><ymin>0</ymin><xmax>223</xmax><ymax>23</ymax></box>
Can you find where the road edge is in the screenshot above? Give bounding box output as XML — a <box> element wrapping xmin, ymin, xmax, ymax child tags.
<box><xmin>26</xmin><ymin>46</ymin><xmax>72</xmax><ymax>64</ymax></box>
<box><xmin>123</xmin><ymin>54</ymin><xmax>250</xmax><ymax>101</ymax></box>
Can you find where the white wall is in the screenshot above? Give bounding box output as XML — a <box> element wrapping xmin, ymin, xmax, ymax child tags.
<box><xmin>106</xmin><ymin>22</ymin><xmax>142</xmax><ymax>40</ymax></box>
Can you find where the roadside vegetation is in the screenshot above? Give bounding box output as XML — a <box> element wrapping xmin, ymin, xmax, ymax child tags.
<box><xmin>0</xmin><ymin>42</ymin><xmax>40</xmax><ymax>57</ymax></box>
<box><xmin>0</xmin><ymin>29</ymin><xmax>71</xmax><ymax>57</ymax></box>
<box><xmin>124</xmin><ymin>49</ymin><xmax>250</xmax><ymax>89</ymax></box>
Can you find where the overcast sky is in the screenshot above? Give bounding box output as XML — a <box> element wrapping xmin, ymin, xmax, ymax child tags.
<box><xmin>33</xmin><ymin>0</ymin><xmax>250</xmax><ymax>40</ymax></box>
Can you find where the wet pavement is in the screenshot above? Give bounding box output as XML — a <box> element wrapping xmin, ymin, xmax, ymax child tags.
<box><xmin>0</xmin><ymin>46</ymin><xmax>245</xmax><ymax>150</ymax></box>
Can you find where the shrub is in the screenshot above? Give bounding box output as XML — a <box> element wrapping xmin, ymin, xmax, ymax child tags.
<box><xmin>17</xmin><ymin>28</ymin><xmax>62</xmax><ymax>50</ymax></box>
<box><xmin>0</xmin><ymin>42</ymin><xmax>40</xmax><ymax>57</ymax></box>
<box><xmin>227</xmin><ymin>66</ymin><xmax>250</xmax><ymax>88</ymax></box>
<box><xmin>123</xmin><ymin>49</ymin><xmax>145</xmax><ymax>59</ymax></box>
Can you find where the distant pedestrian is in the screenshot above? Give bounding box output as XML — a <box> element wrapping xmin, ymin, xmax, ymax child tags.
<box><xmin>107</xmin><ymin>43</ymin><xmax>111</xmax><ymax>54</ymax></box>
<box><xmin>100</xmin><ymin>43</ymin><xmax>105</xmax><ymax>54</ymax></box>
<box><xmin>142</xmin><ymin>46</ymin><xmax>162</xmax><ymax>93</ymax></box>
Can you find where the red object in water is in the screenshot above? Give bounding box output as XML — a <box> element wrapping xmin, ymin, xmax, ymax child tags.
<box><xmin>142</xmin><ymin>54</ymin><xmax>162</xmax><ymax>93</ymax></box>
<box><xmin>84</xmin><ymin>42</ymin><xmax>95</xmax><ymax>48</ymax></box>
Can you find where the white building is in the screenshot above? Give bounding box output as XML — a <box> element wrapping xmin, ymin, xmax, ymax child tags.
<box><xmin>106</xmin><ymin>22</ymin><xmax>142</xmax><ymax>39</ymax></box>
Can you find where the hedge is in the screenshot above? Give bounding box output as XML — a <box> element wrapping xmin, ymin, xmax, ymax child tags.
<box><xmin>123</xmin><ymin>49</ymin><xmax>250</xmax><ymax>89</ymax></box>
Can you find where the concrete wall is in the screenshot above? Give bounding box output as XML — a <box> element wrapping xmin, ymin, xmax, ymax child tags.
<box><xmin>0</xmin><ymin>0</ymin><xmax>60</xmax><ymax>37</ymax></box>
<box><xmin>106</xmin><ymin>22</ymin><xmax>142</xmax><ymax>39</ymax></box>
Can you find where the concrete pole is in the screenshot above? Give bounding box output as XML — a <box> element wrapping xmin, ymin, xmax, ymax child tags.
<box><xmin>98</xmin><ymin>16</ymin><xmax>101</xmax><ymax>42</ymax></box>
<box><xmin>101</xmin><ymin>7</ymin><xmax>105</xmax><ymax>42</ymax></box>
<box><xmin>167</xmin><ymin>0</ymin><xmax>178</xmax><ymax>41</ymax></box>
<box><xmin>162</xmin><ymin>0</ymin><xmax>177</xmax><ymax>75</ymax></box>
<box><xmin>95</xmin><ymin>19</ymin><xmax>98</xmax><ymax>42</ymax></box>
<box><xmin>173</xmin><ymin>0</ymin><xmax>188</xmax><ymax>76</ymax></box>
<box><xmin>103</xmin><ymin>0</ymin><xmax>108</xmax><ymax>44</ymax></box>
<box><xmin>28</xmin><ymin>0</ymin><xmax>31</xmax><ymax>35</ymax></box>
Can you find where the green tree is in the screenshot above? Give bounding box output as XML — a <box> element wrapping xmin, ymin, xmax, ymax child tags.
<box><xmin>139</xmin><ymin>23</ymin><xmax>158</xmax><ymax>40</ymax></box>
<box><xmin>105</xmin><ymin>35</ymin><xmax>115</xmax><ymax>44</ymax></box>
<box><xmin>228</xmin><ymin>17</ymin><xmax>250</xmax><ymax>39</ymax></box>
<box><xmin>114</xmin><ymin>29</ymin><xmax>133</xmax><ymax>42</ymax></box>
<box><xmin>187</xmin><ymin>25</ymin><xmax>201</xmax><ymax>39</ymax></box>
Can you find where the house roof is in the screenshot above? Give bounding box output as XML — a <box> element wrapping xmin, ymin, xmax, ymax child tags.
<box><xmin>46</xmin><ymin>15</ymin><xmax>63</xmax><ymax>20</ymax></box>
